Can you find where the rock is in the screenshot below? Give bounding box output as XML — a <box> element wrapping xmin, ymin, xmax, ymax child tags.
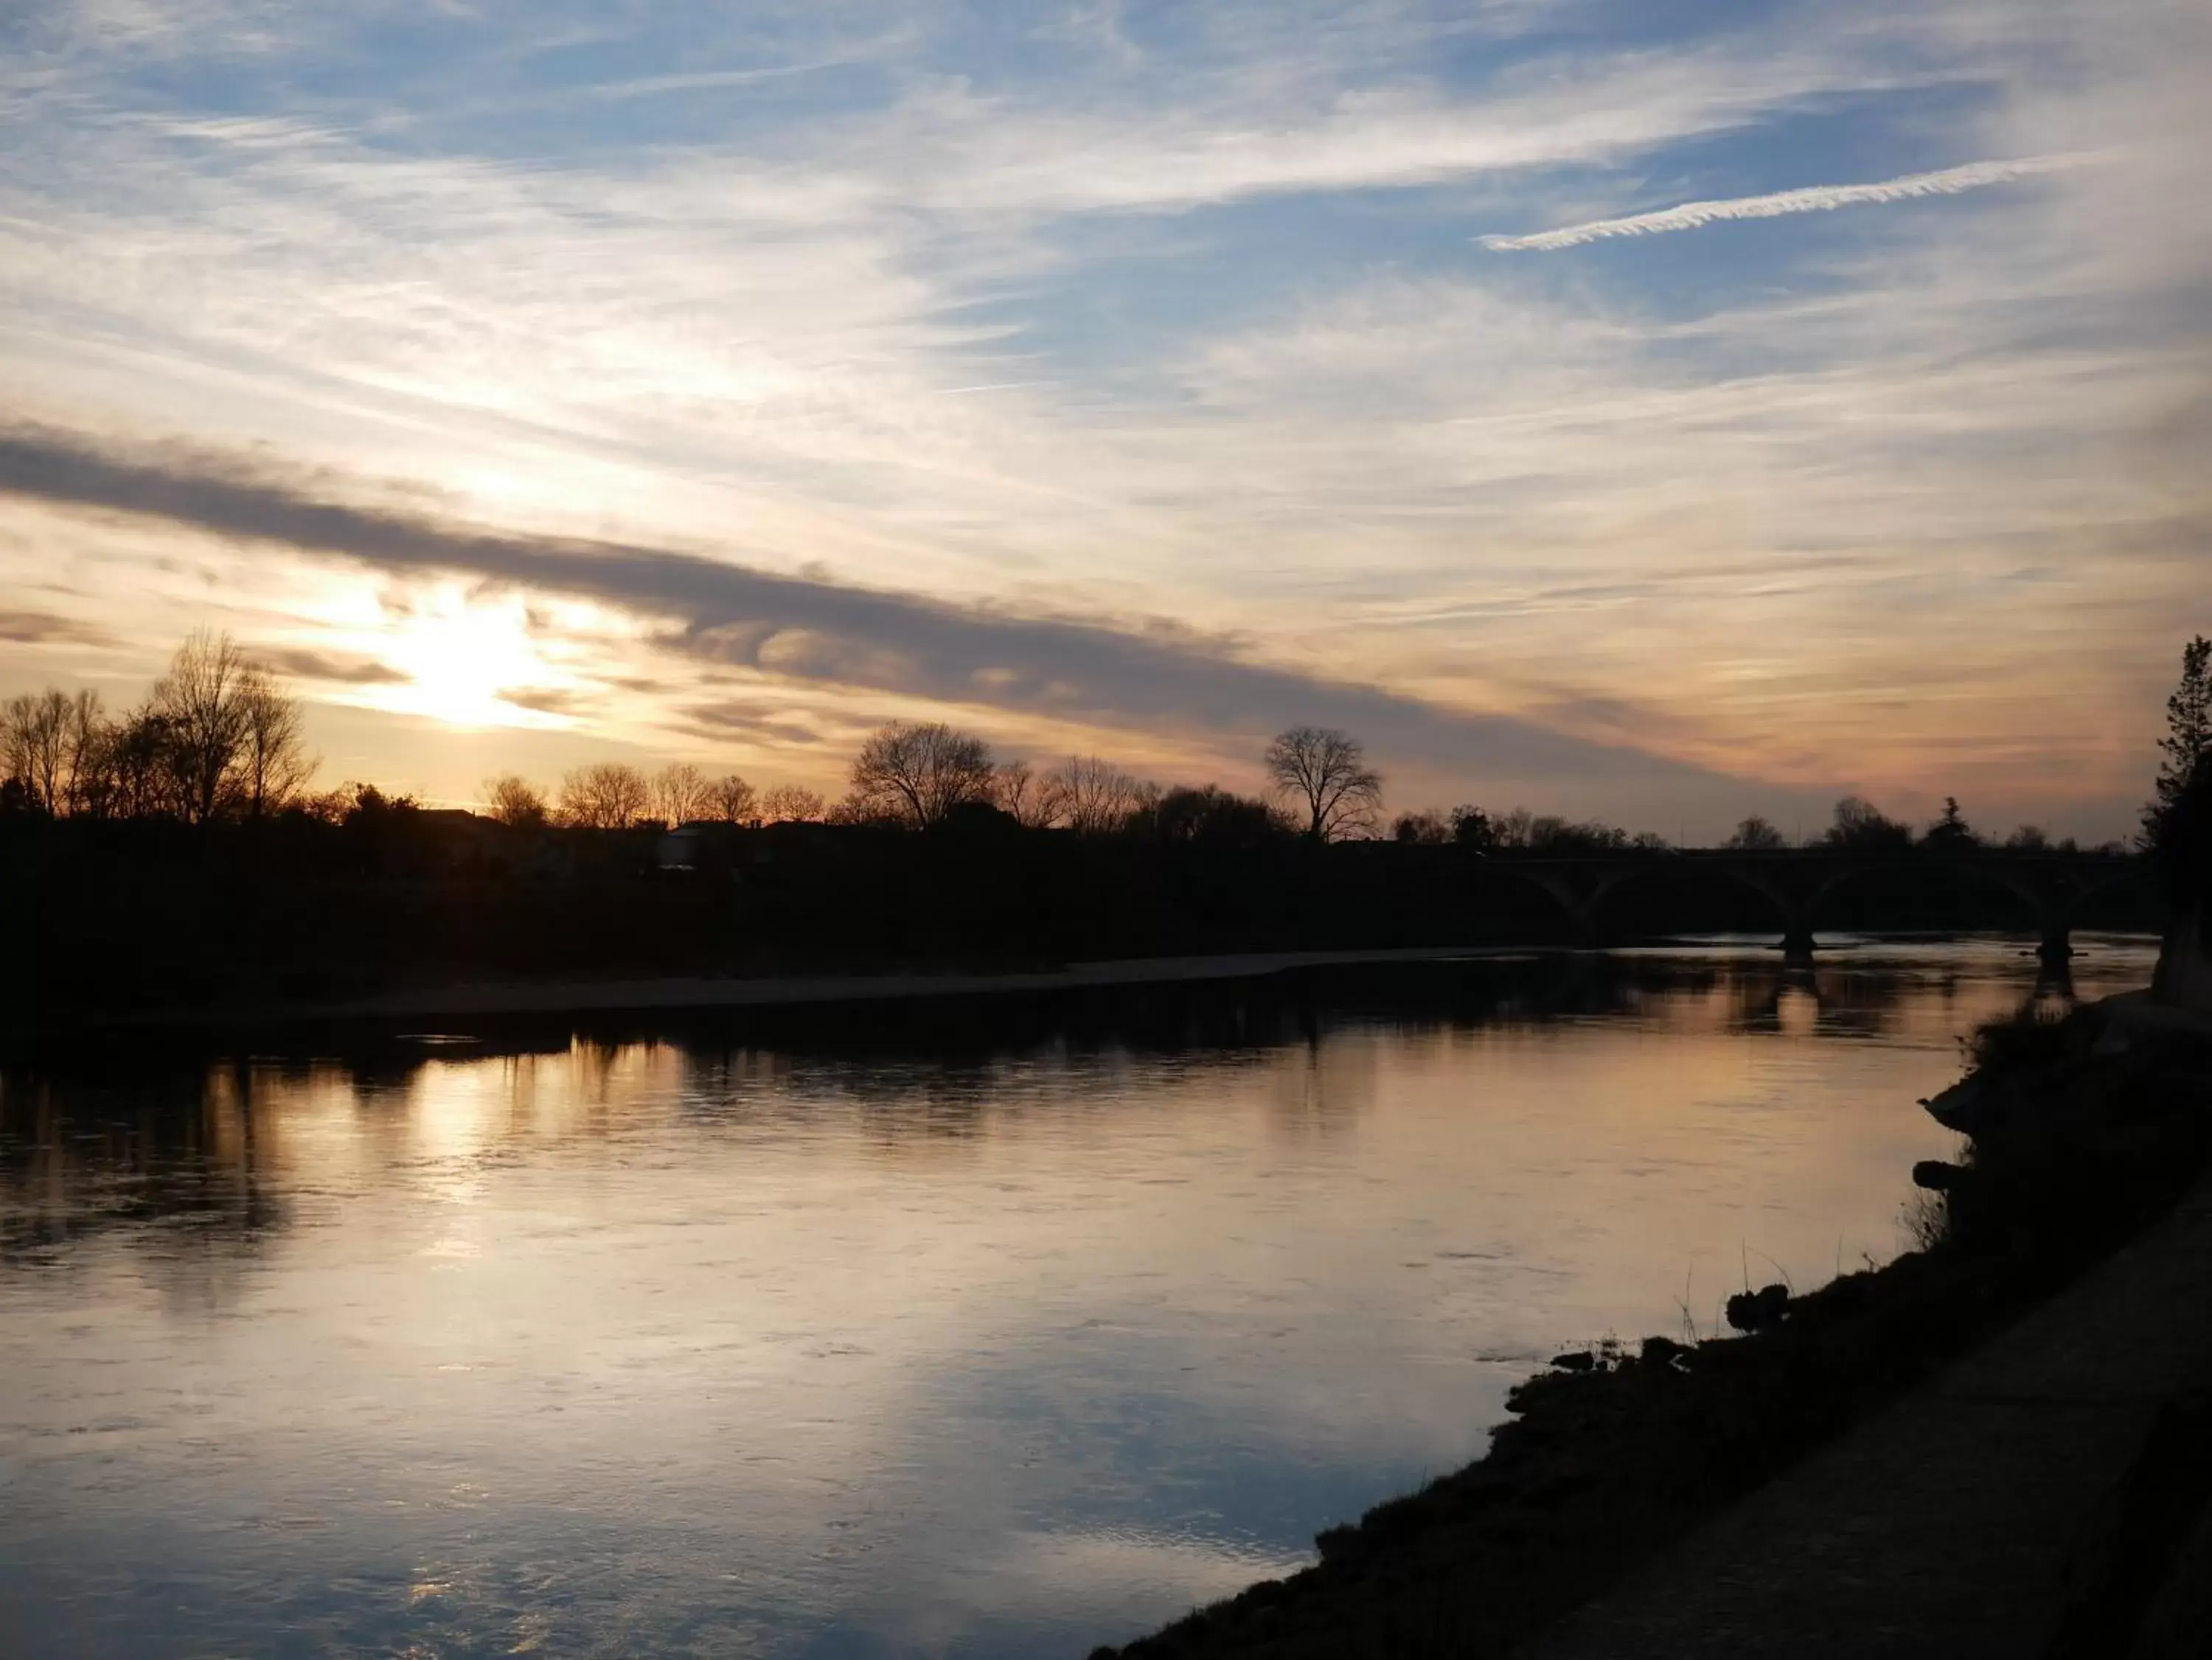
<box><xmin>1913</xmin><ymin>1160</ymin><xmax>1964</xmax><ymax>1191</ymax></box>
<box><xmin>1550</xmin><ymin>1350</ymin><xmax>1596</xmax><ymax>1372</ymax></box>
<box><xmin>1725</xmin><ymin>1283</ymin><xmax>1790</xmax><ymax>1333</ymax></box>
<box><xmin>1921</xmin><ymin>1075</ymin><xmax>1985</xmax><ymax>1133</ymax></box>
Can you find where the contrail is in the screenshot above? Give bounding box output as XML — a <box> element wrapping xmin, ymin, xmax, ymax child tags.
<box><xmin>1480</xmin><ymin>154</ymin><xmax>2092</xmax><ymax>253</ymax></box>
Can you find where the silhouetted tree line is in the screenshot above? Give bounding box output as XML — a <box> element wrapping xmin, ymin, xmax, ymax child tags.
<box><xmin>480</xmin><ymin>722</ymin><xmax>1332</xmax><ymax>842</ymax></box>
<box><xmin>0</xmin><ymin>631</ymin><xmax>313</xmax><ymax>824</ymax></box>
<box><xmin>1721</xmin><ymin>795</ymin><xmax>2126</xmax><ymax>858</ymax></box>
<box><xmin>3</xmin><ymin>630</ymin><xmax>2187</xmax><ymax>1025</ymax></box>
<box><xmin>6</xmin><ymin>630</ymin><xmax>2163</xmax><ymax>858</ymax></box>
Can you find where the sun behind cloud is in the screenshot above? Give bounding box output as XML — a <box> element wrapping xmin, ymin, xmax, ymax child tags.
<box><xmin>377</xmin><ymin>590</ymin><xmax>571</xmax><ymax>731</ymax></box>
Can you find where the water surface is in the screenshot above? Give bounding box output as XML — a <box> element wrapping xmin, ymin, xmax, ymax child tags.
<box><xmin>0</xmin><ymin>938</ymin><xmax>2155</xmax><ymax>1658</ymax></box>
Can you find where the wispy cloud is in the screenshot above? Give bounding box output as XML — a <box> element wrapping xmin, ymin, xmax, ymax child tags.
<box><xmin>0</xmin><ymin>609</ymin><xmax>116</xmax><ymax>647</ymax></box>
<box><xmin>2</xmin><ymin>0</ymin><xmax>2205</xmax><ymax>835</ymax></box>
<box><xmin>1479</xmin><ymin>154</ymin><xmax>2096</xmax><ymax>251</ymax></box>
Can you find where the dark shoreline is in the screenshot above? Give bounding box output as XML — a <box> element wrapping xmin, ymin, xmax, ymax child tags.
<box><xmin>1088</xmin><ymin>990</ymin><xmax>2212</xmax><ymax>1659</ymax></box>
<box><xmin>13</xmin><ymin>931</ymin><xmax>2161</xmax><ymax>1050</ymax></box>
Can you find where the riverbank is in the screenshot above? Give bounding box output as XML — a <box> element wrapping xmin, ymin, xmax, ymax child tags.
<box><xmin>1091</xmin><ymin>991</ymin><xmax>2212</xmax><ymax>1659</ymax></box>
<box><xmin>85</xmin><ymin>944</ymin><xmax>1545</xmax><ymax>1033</ymax></box>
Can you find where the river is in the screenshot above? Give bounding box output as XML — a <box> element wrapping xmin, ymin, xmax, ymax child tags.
<box><xmin>0</xmin><ymin>936</ymin><xmax>2157</xmax><ymax>1659</ymax></box>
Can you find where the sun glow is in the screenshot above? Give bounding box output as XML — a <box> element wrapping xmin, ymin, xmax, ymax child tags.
<box><xmin>381</xmin><ymin>592</ymin><xmax>568</xmax><ymax>730</ymax></box>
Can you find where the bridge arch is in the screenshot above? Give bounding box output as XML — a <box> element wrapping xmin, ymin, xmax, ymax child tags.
<box><xmin>1796</xmin><ymin>856</ymin><xmax>2148</xmax><ymax>963</ymax></box>
<box><xmin>1461</xmin><ymin>851</ymin><xmax>2149</xmax><ymax>962</ymax></box>
<box><xmin>1573</xmin><ymin>860</ymin><xmax>1798</xmax><ymax>943</ymax></box>
<box><xmin>1472</xmin><ymin>859</ymin><xmax>1798</xmax><ymax>948</ymax></box>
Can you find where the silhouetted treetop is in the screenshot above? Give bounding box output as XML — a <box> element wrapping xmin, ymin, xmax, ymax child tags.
<box><xmin>1393</xmin><ymin>809</ymin><xmax>1452</xmax><ymax>845</ymax></box>
<box><xmin>1150</xmin><ymin>784</ymin><xmax>1287</xmax><ymax>845</ymax></box>
<box><xmin>1726</xmin><ymin>815</ymin><xmax>1788</xmax><ymax>851</ymax></box>
<box><xmin>652</xmin><ymin>762</ymin><xmax>711</xmax><ymax>827</ymax></box>
<box><xmin>1265</xmin><ymin>726</ymin><xmax>1382</xmax><ymax>841</ymax></box>
<box><xmin>1923</xmin><ymin>797</ymin><xmax>1977</xmax><ymax>848</ymax></box>
<box><xmin>560</xmin><ymin>762</ymin><xmax>651</xmax><ymax>829</ymax></box>
<box><xmin>761</xmin><ymin>782</ymin><xmax>825</xmax><ymax>823</ymax></box>
<box><xmin>1824</xmin><ymin>795</ymin><xmax>1912</xmax><ymax>851</ymax></box>
<box><xmin>2145</xmin><ymin>635</ymin><xmax>2211</xmax><ymax>851</ymax></box>
<box><xmin>1</xmin><ymin>632</ymin><xmax>310</xmax><ymax>824</ymax></box>
<box><xmin>706</xmin><ymin>773</ymin><xmax>757</xmax><ymax>825</ymax></box>
<box><xmin>1046</xmin><ymin>755</ymin><xmax>1153</xmax><ymax>834</ymax></box>
<box><xmin>850</xmin><ymin>722</ymin><xmax>996</xmax><ymax>829</ymax></box>
<box><xmin>1449</xmin><ymin>805</ymin><xmax>1496</xmax><ymax>850</ymax></box>
<box><xmin>483</xmin><ymin>774</ymin><xmax>548</xmax><ymax>829</ymax></box>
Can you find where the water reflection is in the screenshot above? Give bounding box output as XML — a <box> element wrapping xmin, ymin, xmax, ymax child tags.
<box><xmin>0</xmin><ymin>938</ymin><xmax>2158</xmax><ymax>1659</ymax></box>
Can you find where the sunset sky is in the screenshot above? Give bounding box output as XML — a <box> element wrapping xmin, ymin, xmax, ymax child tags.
<box><xmin>2</xmin><ymin>0</ymin><xmax>2205</xmax><ymax>840</ymax></box>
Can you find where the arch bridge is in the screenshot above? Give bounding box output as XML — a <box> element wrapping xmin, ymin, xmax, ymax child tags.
<box><xmin>1479</xmin><ymin>849</ymin><xmax>2146</xmax><ymax>965</ymax></box>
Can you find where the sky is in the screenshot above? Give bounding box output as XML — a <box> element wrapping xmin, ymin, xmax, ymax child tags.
<box><xmin>1</xmin><ymin>0</ymin><xmax>2206</xmax><ymax>840</ymax></box>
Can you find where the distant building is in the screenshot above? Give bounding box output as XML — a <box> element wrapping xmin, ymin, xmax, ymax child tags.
<box><xmin>658</xmin><ymin>824</ymin><xmax>705</xmax><ymax>872</ymax></box>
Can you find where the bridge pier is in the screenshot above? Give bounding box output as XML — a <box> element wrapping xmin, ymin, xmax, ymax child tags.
<box><xmin>2037</xmin><ymin>924</ymin><xmax>2074</xmax><ymax>968</ymax></box>
<box><xmin>2034</xmin><ymin>955</ymin><xmax>2077</xmax><ymax>1001</ymax></box>
<box><xmin>1780</xmin><ymin>924</ymin><xmax>1817</xmax><ymax>965</ymax></box>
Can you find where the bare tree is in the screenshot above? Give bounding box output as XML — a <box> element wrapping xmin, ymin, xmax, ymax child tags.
<box><xmin>146</xmin><ymin>630</ymin><xmax>256</xmax><ymax>823</ymax></box>
<box><xmin>482</xmin><ymin>774</ymin><xmax>549</xmax><ymax>828</ymax></box>
<box><xmin>761</xmin><ymin>783</ymin><xmax>825</xmax><ymax>823</ymax></box>
<box><xmin>558</xmin><ymin>762</ymin><xmax>652</xmax><ymax>829</ymax></box>
<box><xmin>100</xmin><ymin>708</ymin><xmax>179</xmax><ymax>819</ymax></box>
<box><xmin>62</xmin><ymin>691</ymin><xmax>108</xmax><ymax>816</ymax></box>
<box><xmin>992</xmin><ymin>760</ymin><xmax>1054</xmax><ymax>828</ymax></box>
<box><xmin>1</xmin><ymin>645</ymin><xmax>303</xmax><ymax>822</ymax></box>
<box><xmin>824</xmin><ymin>792</ymin><xmax>893</xmax><ymax>826</ymax></box>
<box><xmin>651</xmin><ymin>761</ymin><xmax>711</xmax><ymax>827</ymax></box>
<box><xmin>849</xmin><ymin>722</ymin><xmax>996</xmax><ymax>829</ymax></box>
<box><xmin>706</xmin><ymin>773</ymin><xmax>758</xmax><ymax>824</ymax></box>
<box><xmin>237</xmin><ymin>667</ymin><xmax>314</xmax><ymax>817</ymax></box>
<box><xmin>1</xmin><ymin>691</ymin><xmax>70</xmax><ymax>813</ymax></box>
<box><xmin>5</xmin><ymin>645</ymin><xmax>307</xmax><ymax>823</ymax></box>
<box><xmin>1263</xmin><ymin>725</ymin><xmax>1382</xmax><ymax>840</ymax></box>
<box><xmin>0</xmin><ymin>688</ymin><xmax>128</xmax><ymax>819</ymax></box>
<box><xmin>1044</xmin><ymin>754</ymin><xmax>1149</xmax><ymax>832</ymax></box>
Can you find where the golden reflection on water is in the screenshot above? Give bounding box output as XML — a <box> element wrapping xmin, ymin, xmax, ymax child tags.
<box><xmin>0</xmin><ymin>940</ymin><xmax>2159</xmax><ymax>1659</ymax></box>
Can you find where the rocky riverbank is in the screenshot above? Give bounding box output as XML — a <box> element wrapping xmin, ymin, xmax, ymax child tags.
<box><xmin>1090</xmin><ymin>990</ymin><xmax>2212</xmax><ymax>1660</ymax></box>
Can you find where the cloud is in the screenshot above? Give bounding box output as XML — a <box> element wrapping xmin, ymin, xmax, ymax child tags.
<box><xmin>0</xmin><ymin>422</ymin><xmax>1739</xmax><ymax>790</ymax></box>
<box><xmin>0</xmin><ymin>609</ymin><xmax>115</xmax><ymax>646</ymax></box>
<box><xmin>498</xmin><ymin>684</ymin><xmax>592</xmax><ymax>716</ymax></box>
<box><xmin>259</xmin><ymin>646</ymin><xmax>406</xmax><ymax>686</ymax></box>
<box><xmin>1478</xmin><ymin>153</ymin><xmax>2096</xmax><ymax>251</ymax></box>
<box><xmin>4</xmin><ymin>0</ymin><xmax>2203</xmax><ymax>838</ymax></box>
